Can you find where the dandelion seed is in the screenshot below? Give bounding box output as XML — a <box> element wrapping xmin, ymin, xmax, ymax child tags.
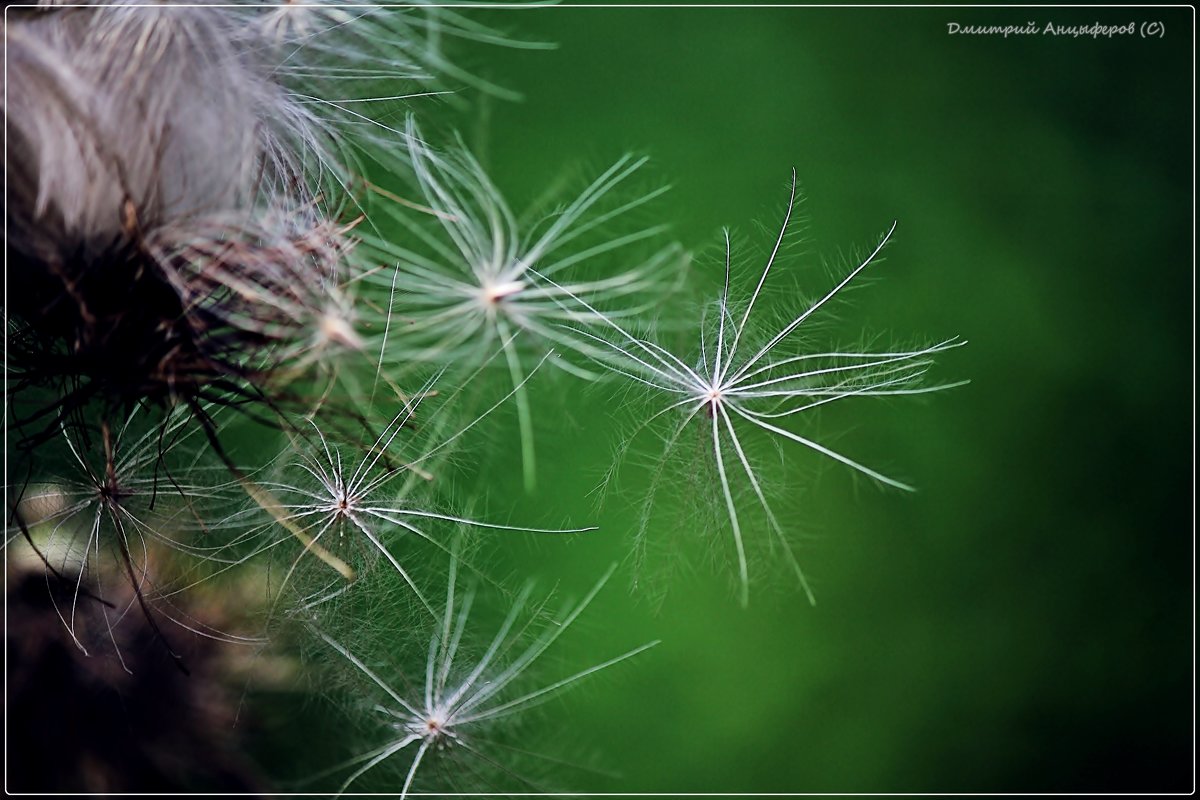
<box><xmin>240</xmin><ymin>360</ymin><xmax>596</xmax><ymax>618</ymax></box>
<box><xmin>145</xmin><ymin>207</ymin><xmax>366</xmax><ymax>375</ymax></box>
<box><xmin>544</xmin><ymin>170</ymin><xmax>966</xmax><ymax>605</ymax></box>
<box><xmin>8</xmin><ymin>406</ymin><xmax>253</xmax><ymax>667</ymax></box>
<box><xmin>314</xmin><ymin>558</ymin><xmax>657</xmax><ymax>796</ymax></box>
<box><xmin>361</xmin><ymin>115</ymin><xmax>683</xmax><ymax>490</ymax></box>
<box><xmin>251</xmin><ymin>0</ymin><xmax>553</xmax><ymax>104</ymax></box>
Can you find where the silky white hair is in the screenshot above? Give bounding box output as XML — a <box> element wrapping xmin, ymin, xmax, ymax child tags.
<box><xmin>5</xmin><ymin>3</ymin><xmax>332</xmax><ymax>265</ymax></box>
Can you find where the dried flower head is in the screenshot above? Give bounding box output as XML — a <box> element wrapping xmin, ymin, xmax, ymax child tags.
<box><xmin>3</xmin><ymin>3</ymin><xmax>361</xmax><ymax>445</ymax></box>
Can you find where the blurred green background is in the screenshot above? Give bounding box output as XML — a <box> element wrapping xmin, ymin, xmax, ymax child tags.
<box><xmin>267</xmin><ymin>6</ymin><xmax>1192</xmax><ymax>794</ymax></box>
<box><xmin>446</xmin><ymin>5</ymin><xmax>1192</xmax><ymax>793</ymax></box>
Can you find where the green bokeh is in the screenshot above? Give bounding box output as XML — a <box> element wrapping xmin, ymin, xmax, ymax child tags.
<box><xmin>427</xmin><ymin>6</ymin><xmax>1191</xmax><ymax>793</ymax></box>
<box><xmin>7</xmin><ymin>4</ymin><xmax>1190</xmax><ymax>794</ymax></box>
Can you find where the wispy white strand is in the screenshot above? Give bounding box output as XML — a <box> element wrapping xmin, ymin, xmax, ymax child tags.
<box><xmin>316</xmin><ymin>559</ymin><xmax>657</xmax><ymax>797</ymax></box>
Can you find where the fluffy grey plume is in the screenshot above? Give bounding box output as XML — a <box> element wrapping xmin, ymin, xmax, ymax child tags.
<box><xmin>5</xmin><ymin>3</ymin><xmax>328</xmax><ymax>263</ymax></box>
<box><xmin>2</xmin><ymin>2</ymin><xmax>374</xmax><ymax>429</ymax></box>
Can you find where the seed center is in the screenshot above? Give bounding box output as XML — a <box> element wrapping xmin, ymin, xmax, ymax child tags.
<box><xmin>481</xmin><ymin>280</ymin><xmax>524</xmax><ymax>305</ymax></box>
